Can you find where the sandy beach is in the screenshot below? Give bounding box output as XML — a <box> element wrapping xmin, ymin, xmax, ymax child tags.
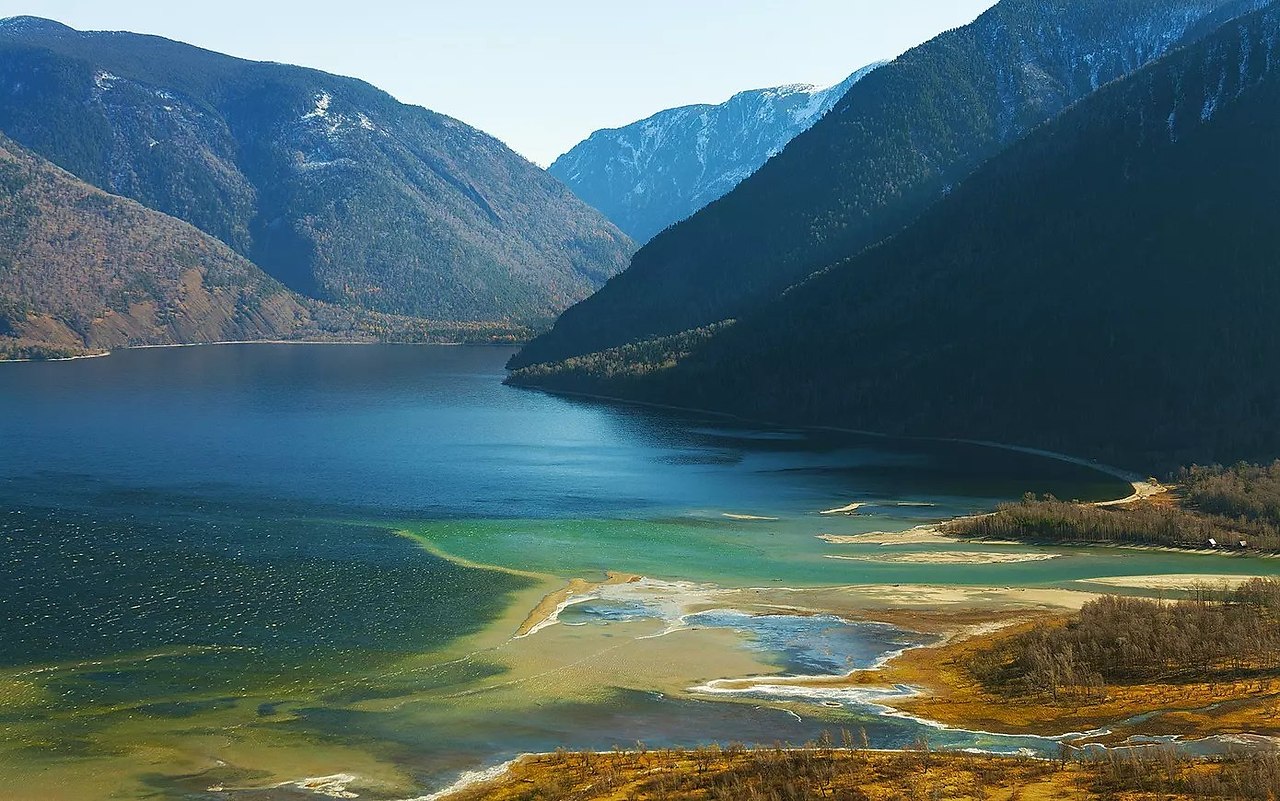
<box><xmin>817</xmin><ymin>527</ymin><xmax>1022</xmax><ymax>547</ymax></box>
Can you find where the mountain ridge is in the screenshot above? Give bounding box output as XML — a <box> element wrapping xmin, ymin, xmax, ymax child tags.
<box><xmin>0</xmin><ymin>17</ymin><xmax>634</xmax><ymax>324</ymax></box>
<box><xmin>512</xmin><ymin>0</ymin><xmax>1272</xmax><ymax>370</ymax></box>
<box><xmin>549</xmin><ymin>63</ymin><xmax>882</xmax><ymax>244</ymax></box>
<box><xmin>510</xmin><ymin>0</ymin><xmax>1280</xmax><ymax>467</ymax></box>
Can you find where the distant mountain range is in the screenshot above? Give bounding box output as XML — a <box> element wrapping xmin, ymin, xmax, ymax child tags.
<box><xmin>549</xmin><ymin>64</ymin><xmax>881</xmax><ymax>244</ymax></box>
<box><xmin>0</xmin><ymin>16</ymin><xmax>634</xmax><ymax>332</ymax></box>
<box><xmin>511</xmin><ymin>0</ymin><xmax>1273</xmax><ymax>371</ymax></box>
<box><xmin>510</xmin><ymin>0</ymin><xmax>1280</xmax><ymax>466</ymax></box>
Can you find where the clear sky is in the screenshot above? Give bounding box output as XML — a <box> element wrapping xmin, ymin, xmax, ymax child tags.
<box><xmin>9</xmin><ymin>1</ymin><xmax>998</xmax><ymax>165</ymax></box>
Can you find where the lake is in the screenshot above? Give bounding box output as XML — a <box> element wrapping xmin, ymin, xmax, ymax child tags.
<box><xmin>0</xmin><ymin>344</ymin><xmax>1267</xmax><ymax>799</ymax></box>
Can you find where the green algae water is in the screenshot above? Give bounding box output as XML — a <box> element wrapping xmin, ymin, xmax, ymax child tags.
<box><xmin>1</xmin><ymin>345</ymin><xmax>1275</xmax><ymax>799</ymax></box>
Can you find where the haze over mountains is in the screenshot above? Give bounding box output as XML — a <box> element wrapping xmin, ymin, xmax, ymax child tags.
<box><xmin>549</xmin><ymin>64</ymin><xmax>882</xmax><ymax>244</ymax></box>
<box><xmin>0</xmin><ymin>16</ymin><xmax>633</xmax><ymax>335</ymax></box>
<box><xmin>511</xmin><ymin>0</ymin><xmax>1280</xmax><ymax>466</ymax></box>
<box><xmin>511</xmin><ymin>0</ymin><xmax>1273</xmax><ymax>371</ymax></box>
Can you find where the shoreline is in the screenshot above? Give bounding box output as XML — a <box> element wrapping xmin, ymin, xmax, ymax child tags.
<box><xmin>0</xmin><ymin>338</ymin><xmax>524</xmax><ymax>365</ymax></box>
<box><xmin>509</xmin><ymin>384</ymin><xmax>1149</xmax><ymax>498</ymax></box>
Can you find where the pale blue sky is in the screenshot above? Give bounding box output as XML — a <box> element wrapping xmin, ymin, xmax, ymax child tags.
<box><xmin>9</xmin><ymin>1</ymin><xmax>997</xmax><ymax>165</ymax></box>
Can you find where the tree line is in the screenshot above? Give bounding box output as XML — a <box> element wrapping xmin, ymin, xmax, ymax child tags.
<box><xmin>947</xmin><ymin>463</ymin><xmax>1280</xmax><ymax>553</ymax></box>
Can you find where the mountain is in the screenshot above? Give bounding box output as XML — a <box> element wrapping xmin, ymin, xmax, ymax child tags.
<box><xmin>0</xmin><ymin>132</ymin><xmax>318</xmax><ymax>360</ymax></box>
<box><xmin>510</xmin><ymin>2</ymin><xmax>1280</xmax><ymax>468</ymax></box>
<box><xmin>511</xmin><ymin>0</ymin><xmax>1271</xmax><ymax>370</ymax></box>
<box><xmin>0</xmin><ymin>17</ymin><xmax>634</xmax><ymax>324</ymax></box>
<box><xmin>0</xmin><ymin>132</ymin><xmax>503</xmax><ymax>361</ymax></box>
<box><xmin>549</xmin><ymin>64</ymin><xmax>882</xmax><ymax>244</ymax></box>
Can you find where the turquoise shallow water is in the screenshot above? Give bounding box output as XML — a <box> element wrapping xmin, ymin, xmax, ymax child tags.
<box><xmin>1</xmin><ymin>344</ymin><xmax>1276</xmax><ymax>798</ymax></box>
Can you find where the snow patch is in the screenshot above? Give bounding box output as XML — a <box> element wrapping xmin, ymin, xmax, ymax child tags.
<box><xmin>1201</xmin><ymin>70</ymin><xmax>1226</xmax><ymax>121</ymax></box>
<box><xmin>303</xmin><ymin>92</ymin><xmax>332</xmax><ymax>121</ymax></box>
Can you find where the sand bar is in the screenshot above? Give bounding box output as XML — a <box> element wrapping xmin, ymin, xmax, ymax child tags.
<box><xmin>514</xmin><ymin>572</ymin><xmax>641</xmax><ymax>637</ymax></box>
<box><xmin>818</xmin><ymin>527</ymin><xmax>1022</xmax><ymax>547</ymax></box>
<box><xmin>824</xmin><ymin>551</ymin><xmax>1059</xmax><ymax>565</ymax></box>
<box><xmin>820</xmin><ymin>502</ymin><xmax>866</xmax><ymax>515</ymax></box>
<box><xmin>1078</xmin><ymin>574</ymin><xmax>1274</xmax><ymax>591</ymax></box>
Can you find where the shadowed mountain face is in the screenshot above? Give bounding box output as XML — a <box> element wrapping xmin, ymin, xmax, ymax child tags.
<box><xmin>0</xmin><ymin>17</ymin><xmax>634</xmax><ymax>324</ymax></box>
<box><xmin>510</xmin><ymin>2</ymin><xmax>1280</xmax><ymax>468</ymax></box>
<box><xmin>511</xmin><ymin>0</ymin><xmax>1271</xmax><ymax>370</ymax></box>
<box><xmin>549</xmin><ymin>64</ymin><xmax>881</xmax><ymax>245</ymax></box>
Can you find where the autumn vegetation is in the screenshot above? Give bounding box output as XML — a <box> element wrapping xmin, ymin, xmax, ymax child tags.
<box><xmin>968</xmin><ymin>580</ymin><xmax>1280</xmax><ymax>702</ymax></box>
<box><xmin>948</xmin><ymin>463</ymin><xmax>1280</xmax><ymax>553</ymax></box>
<box><xmin>450</xmin><ymin>743</ymin><xmax>1280</xmax><ymax>801</ymax></box>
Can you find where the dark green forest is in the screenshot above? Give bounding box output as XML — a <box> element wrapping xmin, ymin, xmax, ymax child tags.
<box><xmin>512</xmin><ymin>3</ymin><xmax>1280</xmax><ymax>468</ymax></box>
<box><xmin>511</xmin><ymin>0</ymin><xmax>1270</xmax><ymax>370</ymax></box>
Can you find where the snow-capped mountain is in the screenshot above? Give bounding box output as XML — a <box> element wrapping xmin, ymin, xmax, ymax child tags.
<box><xmin>550</xmin><ymin>64</ymin><xmax>882</xmax><ymax>244</ymax></box>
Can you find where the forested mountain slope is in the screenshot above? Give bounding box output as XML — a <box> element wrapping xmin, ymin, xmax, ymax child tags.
<box><xmin>511</xmin><ymin>2</ymin><xmax>1280</xmax><ymax>468</ymax></box>
<box><xmin>549</xmin><ymin>64</ymin><xmax>880</xmax><ymax>244</ymax></box>
<box><xmin>512</xmin><ymin>0</ymin><xmax>1270</xmax><ymax>369</ymax></box>
<box><xmin>0</xmin><ymin>17</ymin><xmax>633</xmax><ymax>323</ymax></box>
<box><xmin>0</xmin><ymin>133</ymin><xmax>317</xmax><ymax>359</ymax></box>
<box><xmin>0</xmin><ymin>133</ymin><xmax>487</xmax><ymax>361</ymax></box>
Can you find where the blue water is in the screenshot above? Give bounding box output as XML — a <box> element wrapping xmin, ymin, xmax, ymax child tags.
<box><xmin>685</xmin><ymin>611</ymin><xmax>937</xmax><ymax>676</ymax></box>
<box><xmin>0</xmin><ymin>343</ymin><xmax>1247</xmax><ymax>799</ymax></box>
<box><xmin>0</xmin><ymin>343</ymin><xmax>1128</xmax><ymax>524</ymax></box>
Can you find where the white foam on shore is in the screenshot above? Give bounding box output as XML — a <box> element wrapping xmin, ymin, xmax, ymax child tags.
<box><xmin>402</xmin><ymin>758</ymin><xmax>521</xmax><ymax>800</ymax></box>
<box><xmin>210</xmin><ymin>773</ymin><xmax>360</xmax><ymax>798</ymax></box>
<box><xmin>515</xmin><ymin>577</ymin><xmax>724</xmax><ymax>639</ymax></box>
<box><xmin>691</xmin><ymin>676</ymin><xmax>922</xmax><ymax>713</ymax></box>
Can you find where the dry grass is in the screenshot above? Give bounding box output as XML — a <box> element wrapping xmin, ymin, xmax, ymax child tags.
<box><xmin>845</xmin><ymin>617</ymin><xmax>1280</xmax><ymax>742</ymax></box>
<box><xmin>447</xmin><ymin>746</ymin><xmax>1280</xmax><ymax>801</ymax></box>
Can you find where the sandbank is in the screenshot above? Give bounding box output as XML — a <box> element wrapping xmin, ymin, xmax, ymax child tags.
<box><xmin>1078</xmin><ymin>573</ymin><xmax>1274</xmax><ymax>590</ymax></box>
<box><xmin>824</xmin><ymin>551</ymin><xmax>1059</xmax><ymax>565</ymax></box>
